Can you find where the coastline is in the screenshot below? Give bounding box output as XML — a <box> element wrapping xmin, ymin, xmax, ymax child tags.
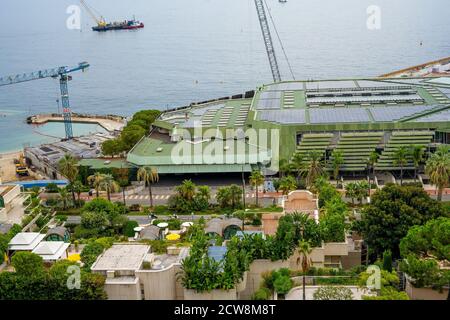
<box><xmin>0</xmin><ymin>150</ymin><xmax>22</xmax><ymax>158</ymax></box>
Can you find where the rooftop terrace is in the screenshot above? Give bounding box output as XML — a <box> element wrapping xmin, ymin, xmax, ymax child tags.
<box><xmin>91</xmin><ymin>244</ymin><xmax>150</xmax><ymax>271</ymax></box>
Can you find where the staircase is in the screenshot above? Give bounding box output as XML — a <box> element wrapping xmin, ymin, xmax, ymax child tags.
<box><xmin>375</xmin><ymin>130</ymin><xmax>434</xmax><ymax>170</ymax></box>
<box><xmin>291</xmin><ymin>133</ymin><xmax>334</xmax><ymax>161</ymax></box>
<box><xmin>328</xmin><ymin>132</ymin><xmax>384</xmax><ymax>172</ymax></box>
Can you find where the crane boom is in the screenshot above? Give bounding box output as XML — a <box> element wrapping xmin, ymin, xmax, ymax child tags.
<box><xmin>0</xmin><ymin>62</ymin><xmax>90</xmax><ymax>140</ymax></box>
<box><xmin>80</xmin><ymin>0</ymin><xmax>106</xmax><ymax>26</ymax></box>
<box><xmin>254</xmin><ymin>0</ymin><xmax>282</xmax><ymax>83</ymax></box>
<box><xmin>0</xmin><ymin>62</ymin><xmax>89</xmax><ymax>86</ymax></box>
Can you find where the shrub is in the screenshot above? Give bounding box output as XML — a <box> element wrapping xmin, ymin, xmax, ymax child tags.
<box><xmin>153</xmin><ymin>205</ymin><xmax>168</xmax><ymax>215</ymax></box>
<box><xmin>55</xmin><ymin>215</ymin><xmax>68</xmax><ymax>223</ymax></box>
<box><xmin>80</xmin><ymin>241</ymin><xmax>105</xmax><ymax>269</ymax></box>
<box><xmin>95</xmin><ymin>237</ymin><xmax>114</xmax><ymax>249</ymax></box>
<box><xmin>147</xmin><ymin>240</ymin><xmax>169</xmax><ymax>254</ymax></box>
<box><xmin>73</xmin><ymin>228</ymin><xmax>91</xmax><ymax>240</ymax></box>
<box><xmin>45</xmin><ymin>183</ymin><xmax>59</xmax><ymax>193</ymax></box>
<box><xmin>21</xmin><ymin>215</ymin><xmax>34</xmax><ymax>227</ymax></box>
<box><xmin>313</xmin><ymin>286</ymin><xmax>353</xmax><ymax>300</ymax></box>
<box><xmin>252</xmin><ymin>287</ymin><xmax>272</xmax><ymax>300</ymax></box>
<box><xmin>123</xmin><ymin>220</ymin><xmax>139</xmax><ymax>237</ymax></box>
<box><xmin>273</xmin><ymin>275</ymin><xmax>293</xmax><ymax>295</ymax></box>
<box><xmin>382</xmin><ymin>250</ymin><xmax>393</xmax><ymax>272</ymax></box>
<box><xmin>45</xmin><ymin>198</ymin><xmax>59</xmax><ymax>207</ymax></box>
<box><xmin>80</xmin><ymin>211</ymin><xmax>109</xmax><ymax>230</ymax></box>
<box><xmin>168</xmin><ymin>219</ymin><xmax>181</xmax><ymax>230</ymax></box>
<box><xmin>11</xmin><ymin>252</ymin><xmax>44</xmax><ymax>275</ymax></box>
<box><xmin>129</xmin><ymin>204</ymin><xmax>141</xmax><ymax>212</ymax></box>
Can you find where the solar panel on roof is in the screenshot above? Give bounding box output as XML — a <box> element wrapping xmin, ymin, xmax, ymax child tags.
<box><xmin>256</xmin><ymin>98</ymin><xmax>281</xmax><ymax>109</ymax></box>
<box><xmin>413</xmin><ymin>109</ymin><xmax>450</xmax><ymax>122</ymax></box>
<box><xmin>309</xmin><ymin>108</ymin><xmax>370</xmax><ymax>123</ymax></box>
<box><xmin>357</xmin><ymin>80</ymin><xmax>411</xmax><ymax>90</ymax></box>
<box><xmin>370</xmin><ymin>105</ymin><xmax>436</xmax><ymax>122</ymax></box>
<box><xmin>259</xmin><ymin>109</ymin><xmax>306</xmax><ymax>124</ymax></box>
<box><xmin>260</xmin><ymin>91</ymin><xmax>282</xmax><ymax>100</ymax></box>
<box><xmin>306</xmin><ymin>94</ymin><xmax>423</xmax><ymax>104</ymax></box>
<box><xmin>305</xmin><ymin>80</ymin><xmax>357</xmax><ymax>90</ymax></box>
<box><xmin>265</xmin><ymin>82</ymin><xmax>304</xmax><ymax>91</ymax></box>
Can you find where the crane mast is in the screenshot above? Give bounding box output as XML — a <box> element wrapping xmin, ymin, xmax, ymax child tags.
<box><xmin>0</xmin><ymin>62</ymin><xmax>90</xmax><ymax>140</ymax></box>
<box><xmin>254</xmin><ymin>0</ymin><xmax>282</xmax><ymax>83</ymax></box>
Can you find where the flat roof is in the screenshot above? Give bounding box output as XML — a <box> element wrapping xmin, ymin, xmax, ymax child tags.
<box><xmin>32</xmin><ymin>241</ymin><xmax>70</xmax><ymax>261</ymax></box>
<box><xmin>127</xmin><ymin>137</ymin><xmax>271</xmax><ymax>167</ymax></box>
<box><xmin>91</xmin><ymin>244</ymin><xmax>150</xmax><ymax>271</ymax></box>
<box><xmin>8</xmin><ymin>233</ymin><xmax>46</xmax><ymax>251</ymax></box>
<box><xmin>78</xmin><ymin>158</ymin><xmax>130</xmax><ymax>169</ymax></box>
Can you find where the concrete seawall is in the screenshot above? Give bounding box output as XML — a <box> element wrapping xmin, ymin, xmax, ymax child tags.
<box><xmin>27</xmin><ymin>113</ymin><xmax>126</xmax><ymax>132</ymax></box>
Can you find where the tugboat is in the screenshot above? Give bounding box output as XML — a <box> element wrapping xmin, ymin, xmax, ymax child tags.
<box><xmin>80</xmin><ymin>0</ymin><xmax>144</xmax><ymax>32</ymax></box>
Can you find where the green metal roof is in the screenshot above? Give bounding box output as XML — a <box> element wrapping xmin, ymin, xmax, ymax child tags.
<box><xmin>152</xmin><ymin>164</ymin><xmax>253</xmax><ymax>174</ymax></box>
<box><xmin>78</xmin><ymin>159</ymin><xmax>130</xmax><ymax>169</ymax></box>
<box><xmin>127</xmin><ymin>137</ymin><xmax>272</xmax><ymax>167</ymax></box>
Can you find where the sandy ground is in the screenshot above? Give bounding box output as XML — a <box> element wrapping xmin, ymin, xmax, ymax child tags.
<box><xmin>0</xmin><ymin>151</ymin><xmax>22</xmax><ymax>183</ymax></box>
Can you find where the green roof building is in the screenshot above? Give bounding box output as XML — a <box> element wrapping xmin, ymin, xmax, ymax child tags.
<box><xmin>124</xmin><ymin>76</ymin><xmax>450</xmax><ymax>176</ymax></box>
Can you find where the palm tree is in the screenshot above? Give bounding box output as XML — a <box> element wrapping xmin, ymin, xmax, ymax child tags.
<box><xmin>425</xmin><ymin>145</ymin><xmax>450</xmax><ymax>201</ymax></box>
<box><xmin>355</xmin><ymin>181</ymin><xmax>369</xmax><ymax>205</ymax></box>
<box><xmin>410</xmin><ymin>145</ymin><xmax>425</xmax><ymax>182</ymax></box>
<box><xmin>87</xmin><ymin>172</ymin><xmax>104</xmax><ymax>198</ymax></box>
<box><xmin>291</xmin><ymin>153</ymin><xmax>304</xmax><ymax>181</ymax></box>
<box><xmin>249</xmin><ymin>170</ymin><xmax>265</xmax><ymax>207</ymax></box>
<box><xmin>58</xmin><ymin>153</ymin><xmax>79</xmax><ymax>203</ymax></box>
<box><xmin>58</xmin><ymin>187</ymin><xmax>70</xmax><ymax>210</ymax></box>
<box><xmin>116</xmin><ymin>167</ymin><xmax>130</xmax><ymax>206</ymax></box>
<box><xmin>345</xmin><ymin>182</ymin><xmax>358</xmax><ymax>205</ymax></box>
<box><xmin>176</xmin><ymin>179</ymin><xmax>196</xmax><ymax>201</ymax></box>
<box><xmin>367</xmin><ymin>151</ymin><xmax>379</xmax><ymax>196</ymax></box>
<box><xmin>301</xmin><ymin>151</ymin><xmax>324</xmax><ymax>189</ymax></box>
<box><xmin>137</xmin><ymin>166</ymin><xmax>159</xmax><ymax>207</ymax></box>
<box><xmin>229</xmin><ymin>184</ymin><xmax>243</xmax><ymax>209</ymax></box>
<box><xmin>279</xmin><ymin>175</ymin><xmax>297</xmax><ymax>195</ymax></box>
<box><xmin>197</xmin><ymin>185</ymin><xmax>211</xmax><ymax>202</ymax></box>
<box><xmin>296</xmin><ymin>240</ymin><xmax>312</xmax><ymax>301</ymax></box>
<box><xmin>393</xmin><ymin>146</ymin><xmax>409</xmax><ymax>185</ymax></box>
<box><xmin>100</xmin><ymin>174</ymin><xmax>120</xmax><ymax>201</ymax></box>
<box><xmin>216</xmin><ymin>187</ymin><xmax>232</xmax><ymax>208</ymax></box>
<box><xmin>72</xmin><ymin>180</ymin><xmax>84</xmax><ymax>206</ymax></box>
<box><xmin>331</xmin><ymin>150</ymin><xmax>344</xmax><ymax>181</ymax></box>
<box><xmin>278</xmin><ymin>158</ymin><xmax>291</xmax><ymax>178</ymax></box>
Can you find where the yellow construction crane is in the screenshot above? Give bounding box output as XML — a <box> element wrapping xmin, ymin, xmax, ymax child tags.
<box><xmin>80</xmin><ymin>0</ymin><xmax>107</xmax><ymax>27</ymax></box>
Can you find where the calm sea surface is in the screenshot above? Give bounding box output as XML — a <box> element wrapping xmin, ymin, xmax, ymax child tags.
<box><xmin>0</xmin><ymin>0</ymin><xmax>449</xmax><ymax>152</ymax></box>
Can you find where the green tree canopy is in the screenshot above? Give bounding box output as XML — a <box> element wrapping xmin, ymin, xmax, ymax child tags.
<box><xmin>354</xmin><ymin>183</ymin><xmax>447</xmax><ymax>259</ymax></box>
<box><xmin>11</xmin><ymin>251</ymin><xmax>44</xmax><ymax>275</ymax></box>
<box><xmin>400</xmin><ymin>217</ymin><xmax>450</xmax><ymax>261</ymax></box>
